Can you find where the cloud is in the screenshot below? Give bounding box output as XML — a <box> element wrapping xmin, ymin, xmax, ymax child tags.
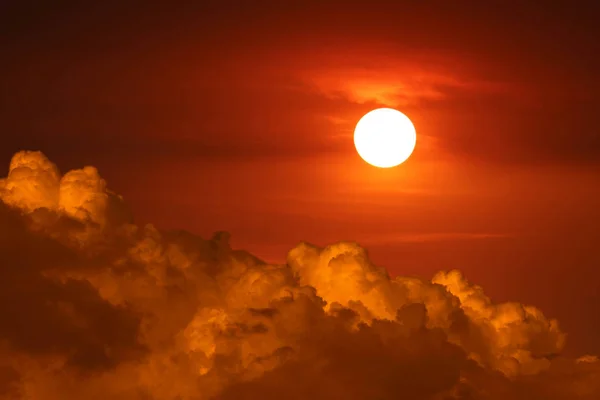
<box><xmin>362</xmin><ymin>232</ymin><xmax>511</xmax><ymax>244</ymax></box>
<box><xmin>291</xmin><ymin>46</ymin><xmax>518</xmax><ymax>111</ymax></box>
<box><xmin>0</xmin><ymin>150</ymin><xmax>598</xmax><ymax>399</ymax></box>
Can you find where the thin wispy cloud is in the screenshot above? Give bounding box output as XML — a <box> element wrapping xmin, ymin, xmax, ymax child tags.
<box><xmin>363</xmin><ymin>232</ymin><xmax>512</xmax><ymax>244</ymax></box>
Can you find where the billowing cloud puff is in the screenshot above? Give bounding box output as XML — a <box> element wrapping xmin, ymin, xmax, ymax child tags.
<box><xmin>0</xmin><ymin>150</ymin><xmax>61</xmax><ymax>211</ymax></box>
<box><xmin>0</xmin><ymin>151</ymin><xmax>598</xmax><ymax>400</ymax></box>
<box><xmin>0</xmin><ymin>151</ymin><xmax>130</xmax><ymax>228</ymax></box>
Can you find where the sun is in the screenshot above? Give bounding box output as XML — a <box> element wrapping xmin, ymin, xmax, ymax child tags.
<box><xmin>354</xmin><ymin>108</ymin><xmax>417</xmax><ymax>168</ymax></box>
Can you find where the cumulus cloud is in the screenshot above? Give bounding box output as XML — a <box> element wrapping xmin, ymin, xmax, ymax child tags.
<box><xmin>0</xmin><ymin>151</ymin><xmax>597</xmax><ymax>399</ymax></box>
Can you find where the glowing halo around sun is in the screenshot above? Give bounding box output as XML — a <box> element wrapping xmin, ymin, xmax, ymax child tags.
<box><xmin>353</xmin><ymin>108</ymin><xmax>417</xmax><ymax>168</ymax></box>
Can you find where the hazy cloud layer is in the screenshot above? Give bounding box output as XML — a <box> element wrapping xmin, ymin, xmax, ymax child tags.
<box><xmin>2</xmin><ymin>2</ymin><xmax>599</xmax><ymax>167</ymax></box>
<box><xmin>0</xmin><ymin>151</ymin><xmax>598</xmax><ymax>399</ymax></box>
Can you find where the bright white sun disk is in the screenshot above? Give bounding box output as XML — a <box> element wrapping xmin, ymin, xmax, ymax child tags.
<box><xmin>354</xmin><ymin>108</ymin><xmax>417</xmax><ymax>168</ymax></box>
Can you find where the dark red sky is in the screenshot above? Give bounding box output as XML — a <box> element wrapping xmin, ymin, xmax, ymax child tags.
<box><xmin>1</xmin><ymin>1</ymin><xmax>599</xmax><ymax>357</ymax></box>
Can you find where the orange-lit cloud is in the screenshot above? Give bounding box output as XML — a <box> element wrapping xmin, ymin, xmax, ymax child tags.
<box><xmin>0</xmin><ymin>151</ymin><xmax>598</xmax><ymax>399</ymax></box>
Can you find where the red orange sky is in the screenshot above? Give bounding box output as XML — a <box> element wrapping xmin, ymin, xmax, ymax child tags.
<box><xmin>1</xmin><ymin>1</ymin><xmax>599</xmax><ymax>359</ymax></box>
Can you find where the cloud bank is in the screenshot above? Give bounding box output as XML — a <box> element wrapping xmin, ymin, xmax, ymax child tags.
<box><xmin>0</xmin><ymin>151</ymin><xmax>597</xmax><ymax>399</ymax></box>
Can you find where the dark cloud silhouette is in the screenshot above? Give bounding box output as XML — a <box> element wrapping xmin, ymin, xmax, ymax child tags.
<box><xmin>0</xmin><ymin>200</ymin><xmax>145</xmax><ymax>372</ymax></box>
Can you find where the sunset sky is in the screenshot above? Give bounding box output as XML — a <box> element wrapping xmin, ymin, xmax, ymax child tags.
<box><xmin>1</xmin><ymin>2</ymin><xmax>599</xmax><ymax>398</ymax></box>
